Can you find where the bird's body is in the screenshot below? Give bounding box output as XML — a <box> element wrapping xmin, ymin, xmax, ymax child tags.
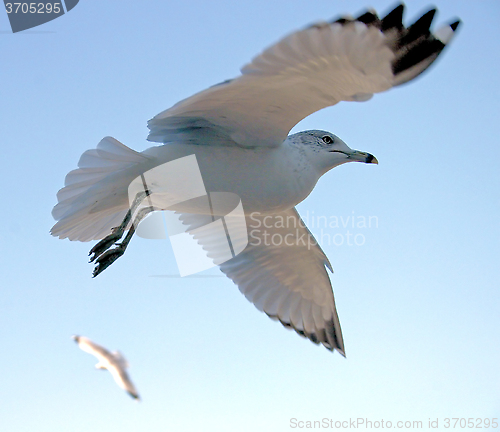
<box><xmin>53</xmin><ymin>5</ymin><xmax>460</xmax><ymax>355</ymax></box>
<box><xmin>53</xmin><ymin>131</ymin><xmax>362</xmax><ymax>237</ymax></box>
<box><xmin>143</xmin><ymin>137</ymin><xmax>319</xmax><ymax>214</ymax></box>
<box><xmin>72</xmin><ymin>335</ymin><xmax>140</xmax><ymax>400</ymax></box>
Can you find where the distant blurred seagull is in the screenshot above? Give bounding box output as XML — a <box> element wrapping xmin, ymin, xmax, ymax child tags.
<box><xmin>72</xmin><ymin>336</ymin><xmax>140</xmax><ymax>400</ymax></box>
<box><xmin>53</xmin><ymin>5</ymin><xmax>460</xmax><ymax>356</ymax></box>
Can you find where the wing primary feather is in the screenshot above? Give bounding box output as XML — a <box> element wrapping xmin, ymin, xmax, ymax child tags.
<box><xmin>356</xmin><ymin>11</ymin><xmax>380</xmax><ymax>27</ymax></box>
<box><xmin>390</xmin><ymin>10</ymin><xmax>460</xmax><ymax>86</ymax></box>
<box><xmin>393</xmin><ymin>39</ymin><xmax>444</xmax><ymax>76</ymax></box>
<box><xmin>381</xmin><ymin>4</ymin><xmax>405</xmax><ymax>31</ymax></box>
<box><xmin>450</xmin><ymin>20</ymin><xmax>460</xmax><ymax>31</ymax></box>
<box><xmin>402</xmin><ymin>9</ymin><xmax>436</xmax><ymax>45</ymax></box>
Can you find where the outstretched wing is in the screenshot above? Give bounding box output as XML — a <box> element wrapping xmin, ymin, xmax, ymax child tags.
<box><xmin>74</xmin><ymin>336</ymin><xmax>113</xmax><ymax>363</ymax></box>
<box><xmin>219</xmin><ymin>208</ymin><xmax>343</xmax><ymax>354</ymax></box>
<box><xmin>108</xmin><ymin>363</ymin><xmax>140</xmax><ymax>400</ymax></box>
<box><xmin>176</xmin><ymin>207</ymin><xmax>343</xmax><ymax>354</ymax></box>
<box><xmin>148</xmin><ymin>4</ymin><xmax>460</xmax><ymax>148</ymax></box>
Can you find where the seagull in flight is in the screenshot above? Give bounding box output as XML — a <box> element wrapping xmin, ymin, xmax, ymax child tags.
<box><xmin>53</xmin><ymin>5</ymin><xmax>460</xmax><ymax>356</ymax></box>
<box><xmin>72</xmin><ymin>336</ymin><xmax>140</xmax><ymax>400</ymax></box>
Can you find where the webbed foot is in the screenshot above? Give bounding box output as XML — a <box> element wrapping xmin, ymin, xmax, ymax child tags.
<box><xmin>89</xmin><ymin>230</ymin><xmax>124</xmax><ymax>262</ymax></box>
<box><xmin>92</xmin><ymin>247</ymin><xmax>126</xmax><ymax>277</ymax></box>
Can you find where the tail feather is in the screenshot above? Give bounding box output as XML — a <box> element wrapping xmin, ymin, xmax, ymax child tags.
<box><xmin>51</xmin><ymin>137</ymin><xmax>151</xmax><ymax>241</ymax></box>
<box><xmin>51</xmin><ymin>206</ymin><xmax>128</xmax><ymax>242</ymax></box>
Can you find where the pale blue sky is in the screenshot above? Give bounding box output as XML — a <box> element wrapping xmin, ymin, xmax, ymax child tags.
<box><xmin>1</xmin><ymin>1</ymin><xmax>499</xmax><ymax>431</ymax></box>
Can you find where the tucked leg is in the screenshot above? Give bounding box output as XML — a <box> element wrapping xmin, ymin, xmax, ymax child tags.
<box><xmin>89</xmin><ymin>189</ymin><xmax>151</xmax><ymax>263</ymax></box>
<box><xmin>92</xmin><ymin>206</ymin><xmax>155</xmax><ymax>277</ymax></box>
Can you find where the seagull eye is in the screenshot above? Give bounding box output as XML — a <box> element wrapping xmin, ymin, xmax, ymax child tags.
<box><xmin>322</xmin><ymin>136</ymin><xmax>334</xmax><ymax>144</ymax></box>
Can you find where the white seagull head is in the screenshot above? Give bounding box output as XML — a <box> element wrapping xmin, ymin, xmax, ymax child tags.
<box><xmin>292</xmin><ymin>130</ymin><xmax>378</xmax><ymax>174</ymax></box>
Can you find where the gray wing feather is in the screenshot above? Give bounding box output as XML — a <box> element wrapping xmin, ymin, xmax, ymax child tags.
<box><xmin>176</xmin><ymin>208</ymin><xmax>344</xmax><ymax>354</ymax></box>
<box><xmin>219</xmin><ymin>208</ymin><xmax>344</xmax><ymax>354</ymax></box>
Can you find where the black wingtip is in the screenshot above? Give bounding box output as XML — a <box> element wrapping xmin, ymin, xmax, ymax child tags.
<box><xmin>399</xmin><ymin>7</ymin><xmax>437</xmax><ymax>47</ymax></box>
<box><xmin>450</xmin><ymin>20</ymin><xmax>461</xmax><ymax>31</ymax></box>
<box><xmin>356</xmin><ymin>11</ymin><xmax>379</xmax><ymax>25</ymax></box>
<box><xmin>382</xmin><ymin>3</ymin><xmax>405</xmax><ymax>30</ymax></box>
<box><xmin>128</xmin><ymin>391</ymin><xmax>140</xmax><ymax>400</ymax></box>
<box><xmin>410</xmin><ymin>8</ymin><xmax>437</xmax><ymax>33</ymax></box>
